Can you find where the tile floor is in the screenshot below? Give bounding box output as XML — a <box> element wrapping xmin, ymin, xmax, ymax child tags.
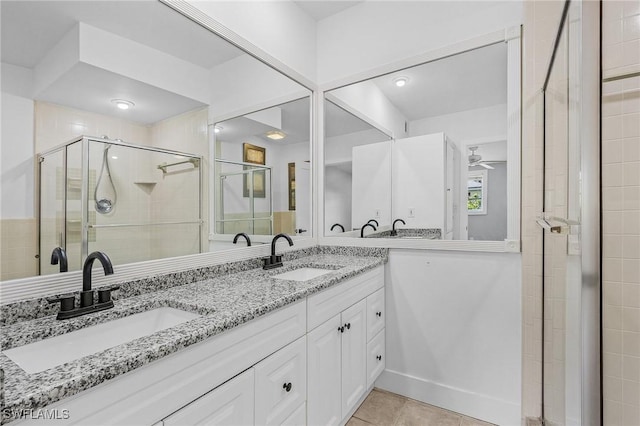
<box><xmin>347</xmin><ymin>389</ymin><xmax>495</xmax><ymax>426</ymax></box>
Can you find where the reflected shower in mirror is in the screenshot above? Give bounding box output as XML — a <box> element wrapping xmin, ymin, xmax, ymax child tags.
<box><xmin>323</xmin><ymin>42</ymin><xmax>511</xmax><ymax>241</ymax></box>
<box><xmin>213</xmin><ymin>97</ymin><xmax>311</xmax><ymax>242</ymax></box>
<box><xmin>0</xmin><ymin>0</ymin><xmax>311</xmax><ymax>280</ymax></box>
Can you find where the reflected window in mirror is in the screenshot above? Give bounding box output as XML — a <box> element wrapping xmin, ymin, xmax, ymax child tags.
<box><xmin>467</xmin><ymin>170</ymin><xmax>487</xmax><ymax>215</ymax></box>
<box><xmin>213</xmin><ymin>97</ymin><xmax>312</xmax><ymax>244</ymax></box>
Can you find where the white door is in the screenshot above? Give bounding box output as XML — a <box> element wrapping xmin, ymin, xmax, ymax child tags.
<box><xmin>307</xmin><ymin>314</ymin><xmax>342</xmax><ymax>426</ymax></box>
<box><xmin>341</xmin><ymin>299</ymin><xmax>367</xmax><ymax>418</ymax></box>
<box><xmin>294</xmin><ymin>161</ymin><xmax>310</xmax><ymax>236</ymax></box>
<box><xmin>162</xmin><ymin>368</ymin><xmax>254</xmax><ymax>426</ymax></box>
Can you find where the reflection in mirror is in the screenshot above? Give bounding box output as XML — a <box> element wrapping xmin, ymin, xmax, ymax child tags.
<box><xmin>323</xmin><ymin>100</ymin><xmax>392</xmax><ymax>237</ymax></box>
<box><xmin>213</xmin><ymin>97</ymin><xmax>311</xmax><ymax>241</ymax></box>
<box><xmin>323</xmin><ymin>42</ymin><xmax>510</xmax><ymax>241</ymax></box>
<box><xmin>0</xmin><ymin>1</ymin><xmax>310</xmax><ymax>280</ymax></box>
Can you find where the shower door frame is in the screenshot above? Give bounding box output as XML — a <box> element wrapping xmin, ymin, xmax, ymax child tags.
<box><xmin>540</xmin><ymin>0</ymin><xmax>601</xmax><ymax>424</ymax></box>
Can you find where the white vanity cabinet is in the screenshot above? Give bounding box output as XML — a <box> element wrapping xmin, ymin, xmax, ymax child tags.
<box><xmin>307</xmin><ymin>266</ymin><xmax>385</xmax><ymax>426</ymax></box>
<box><xmin>162</xmin><ymin>368</ymin><xmax>255</xmax><ymax>426</ymax></box>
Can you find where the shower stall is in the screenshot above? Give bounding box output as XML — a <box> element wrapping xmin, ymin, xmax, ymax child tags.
<box><xmin>214</xmin><ymin>158</ymin><xmax>273</xmax><ymax>235</ymax></box>
<box><xmin>38</xmin><ymin>136</ymin><xmax>202</xmax><ymax>275</ymax></box>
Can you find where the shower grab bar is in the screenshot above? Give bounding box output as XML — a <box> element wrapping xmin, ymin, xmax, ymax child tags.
<box><xmin>536</xmin><ymin>215</ymin><xmax>580</xmax><ymax>234</ymax></box>
<box><xmin>602</xmin><ymin>70</ymin><xmax>640</xmax><ymax>83</ymax></box>
<box><xmin>88</xmin><ymin>220</ymin><xmax>203</xmax><ymax>228</ymax></box>
<box><xmin>158</xmin><ymin>158</ymin><xmax>199</xmax><ymax>174</ymax></box>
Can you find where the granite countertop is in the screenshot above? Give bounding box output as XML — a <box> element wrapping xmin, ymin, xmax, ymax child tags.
<box><xmin>0</xmin><ymin>251</ymin><xmax>385</xmax><ymax>421</ymax></box>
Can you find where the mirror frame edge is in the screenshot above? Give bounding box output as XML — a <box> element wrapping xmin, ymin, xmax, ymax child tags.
<box><xmin>317</xmin><ymin>26</ymin><xmax>522</xmax><ymax>253</ymax></box>
<box><xmin>0</xmin><ymin>0</ymin><xmax>321</xmax><ymax>303</ymax></box>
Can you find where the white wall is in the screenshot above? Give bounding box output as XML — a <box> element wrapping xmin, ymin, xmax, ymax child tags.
<box><xmin>317</xmin><ymin>1</ymin><xmax>522</xmax><ymax>84</ymax></box>
<box><xmin>1</xmin><ymin>93</ymin><xmax>35</xmax><ymax>219</ymax></box>
<box><xmin>378</xmin><ymin>249</ymin><xmax>522</xmax><ymax>426</ymax></box>
<box><xmin>187</xmin><ymin>0</ymin><xmax>317</xmax><ymax>83</ymax></box>
<box><xmin>324</xmin><ymin>165</ymin><xmax>352</xmax><ymax>233</ymax></box>
<box><xmin>351</xmin><ymin>141</ymin><xmax>392</xmax><ymax>229</ymax></box>
<box><xmin>409</xmin><ymin>104</ymin><xmax>507</xmax><ymax>142</ymax></box>
<box><xmin>329</xmin><ymin>81</ymin><xmax>408</xmax><ymax>138</ymax></box>
<box><xmin>325</xmin><ymin>128</ymin><xmax>390</xmax><ymax>164</ymax></box>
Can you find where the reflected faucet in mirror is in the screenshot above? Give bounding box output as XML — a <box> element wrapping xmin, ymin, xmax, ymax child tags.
<box><xmin>361</xmin><ymin>223</ymin><xmax>377</xmax><ymax>238</ymax></box>
<box><xmin>367</xmin><ymin>219</ymin><xmax>379</xmax><ymax>228</ymax></box>
<box><xmin>263</xmin><ymin>234</ymin><xmax>294</xmax><ymax>270</ymax></box>
<box><xmin>50</xmin><ymin>247</ymin><xmax>68</xmax><ymax>273</ymax></box>
<box><xmin>391</xmin><ymin>219</ymin><xmax>406</xmax><ymax>236</ymax></box>
<box><xmin>48</xmin><ymin>251</ymin><xmax>117</xmax><ymax>320</ymax></box>
<box><xmin>331</xmin><ymin>223</ymin><xmax>345</xmax><ymax>232</ymax></box>
<box><xmin>233</xmin><ymin>233</ymin><xmax>251</xmax><ymax>247</ymax></box>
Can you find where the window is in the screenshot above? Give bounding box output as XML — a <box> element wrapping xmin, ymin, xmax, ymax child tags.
<box><xmin>467</xmin><ymin>170</ymin><xmax>488</xmax><ymax>215</ymax></box>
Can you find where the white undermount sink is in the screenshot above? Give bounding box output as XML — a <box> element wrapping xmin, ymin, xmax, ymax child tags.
<box><xmin>3</xmin><ymin>307</ymin><xmax>201</xmax><ymax>374</ymax></box>
<box><xmin>272</xmin><ymin>267</ymin><xmax>334</xmax><ymax>282</ymax></box>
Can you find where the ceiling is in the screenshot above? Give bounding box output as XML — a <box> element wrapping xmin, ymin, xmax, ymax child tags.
<box><xmin>216</xmin><ymin>97</ymin><xmax>311</xmax><ymax>146</ymax></box>
<box><xmin>373</xmin><ymin>42</ymin><xmax>508</xmax><ymax>121</ymax></box>
<box><xmin>0</xmin><ymin>1</ymin><xmax>246</xmax><ymax>125</ymax></box>
<box><xmin>324</xmin><ymin>100</ymin><xmax>384</xmax><ymax>138</ymax></box>
<box><xmin>293</xmin><ymin>1</ymin><xmax>364</xmax><ymax>21</ymax></box>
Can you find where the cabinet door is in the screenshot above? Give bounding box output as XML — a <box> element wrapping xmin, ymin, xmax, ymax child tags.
<box><xmin>366</xmin><ymin>288</ymin><xmax>385</xmax><ymax>341</ymax></box>
<box><xmin>255</xmin><ymin>337</ymin><xmax>306</xmax><ymax>425</ymax></box>
<box><xmin>162</xmin><ymin>368</ymin><xmax>254</xmax><ymax>426</ymax></box>
<box><xmin>366</xmin><ymin>329</ymin><xmax>385</xmax><ymax>389</ymax></box>
<box><xmin>341</xmin><ymin>299</ymin><xmax>367</xmax><ymax>418</ymax></box>
<box><xmin>307</xmin><ymin>314</ymin><xmax>342</xmax><ymax>426</ymax></box>
<box><xmin>281</xmin><ymin>403</ymin><xmax>305</xmax><ymax>426</ymax></box>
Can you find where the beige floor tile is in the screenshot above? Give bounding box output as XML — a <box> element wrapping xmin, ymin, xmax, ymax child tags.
<box><xmin>347</xmin><ymin>417</ymin><xmax>376</xmax><ymax>426</ymax></box>
<box><xmin>353</xmin><ymin>389</ymin><xmax>407</xmax><ymax>425</ymax></box>
<box><xmin>460</xmin><ymin>416</ymin><xmax>495</xmax><ymax>426</ymax></box>
<box><xmin>394</xmin><ymin>399</ymin><xmax>462</xmax><ymax>426</ymax></box>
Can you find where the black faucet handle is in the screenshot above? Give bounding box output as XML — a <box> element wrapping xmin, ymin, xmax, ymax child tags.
<box><xmin>47</xmin><ymin>295</ymin><xmax>75</xmax><ymax>312</ymax></box>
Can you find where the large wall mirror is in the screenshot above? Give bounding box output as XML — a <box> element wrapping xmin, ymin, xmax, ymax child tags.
<box><xmin>0</xmin><ymin>0</ymin><xmax>312</xmax><ymax>281</ymax></box>
<box><xmin>323</xmin><ymin>35</ymin><xmax>520</xmax><ymax>247</ymax></box>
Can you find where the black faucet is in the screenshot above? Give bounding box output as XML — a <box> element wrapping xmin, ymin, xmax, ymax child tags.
<box><xmin>50</xmin><ymin>247</ymin><xmax>68</xmax><ymax>272</ymax></box>
<box><xmin>331</xmin><ymin>223</ymin><xmax>345</xmax><ymax>232</ymax></box>
<box><xmin>233</xmin><ymin>232</ymin><xmax>251</xmax><ymax>246</ymax></box>
<box><xmin>48</xmin><ymin>251</ymin><xmax>118</xmax><ymax>320</ymax></box>
<box><xmin>361</xmin><ymin>223</ymin><xmax>377</xmax><ymax>238</ymax></box>
<box><xmin>391</xmin><ymin>219</ymin><xmax>406</xmax><ymax>236</ymax></box>
<box><xmin>367</xmin><ymin>219</ymin><xmax>379</xmax><ymax>227</ymax></box>
<box><xmin>263</xmin><ymin>233</ymin><xmax>293</xmax><ymax>270</ymax></box>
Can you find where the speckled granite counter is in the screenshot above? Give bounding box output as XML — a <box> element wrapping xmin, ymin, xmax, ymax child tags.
<box><xmin>0</xmin><ymin>247</ymin><xmax>386</xmax><ymax>423</ymax></box>
<box><xmin>365</xmin><ymin>228</ymin><xmax>442</xmax><ymax>239</ymax></box>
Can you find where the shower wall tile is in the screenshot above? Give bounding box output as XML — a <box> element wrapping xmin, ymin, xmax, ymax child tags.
<box><xmin>603</xmin><ymin>1</ymin><xmax>640</xmax><ymax>422</ymax></box>
<box><xmin>0</xmin><ymin>219</ymin><xmax>38</xmax><ymax>281</ymax></box>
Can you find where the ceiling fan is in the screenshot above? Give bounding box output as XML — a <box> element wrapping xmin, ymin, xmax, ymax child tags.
<box><xmin>467</xmin><ymin>146</ymin><xmax>505</xmax><ymax>170</ymax></box>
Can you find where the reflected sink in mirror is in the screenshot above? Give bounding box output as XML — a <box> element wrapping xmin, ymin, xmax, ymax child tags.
<box><xmin>272</xmin><ymin>267</ymin><xmax>335</xmax><ymax>282</ymax></box>
<box><xmin>2</xmin><ymin>307</ymin><xmax>201</xmax><ymax>374</ymax></box>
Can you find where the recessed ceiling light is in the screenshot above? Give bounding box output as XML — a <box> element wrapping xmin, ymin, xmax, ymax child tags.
<box><xmin>266</xmin><ymin>130</ymin><xmax>286</xmax><ymax>140</ymax></box>
<box><xmin>214</xmin><ymin>126</ymin><xmax>223</xmax><ymax>134</ymax></box>
<box><xmin>111</xmin><ymin>99</ymin><xmax>135</xmax><ymax>110</ymax></box>
<box><xmin>393</xmin><ymin>77</ymin><xmax>409</xmax><ymax>87</ymax></box>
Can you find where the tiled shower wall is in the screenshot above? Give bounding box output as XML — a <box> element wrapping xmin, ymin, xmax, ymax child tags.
<box><xmin>602</xmin><ymin>1</ymin><xmax>640</xmax><ymax>425</ymax></box>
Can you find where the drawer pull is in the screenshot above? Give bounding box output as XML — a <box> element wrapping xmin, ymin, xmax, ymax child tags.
<box><xmin>377</xmin><ymin>355</ymin><xmax>382</xmax><ymax>361</ymax></box>
<box><xmin>376</xmin><ymin>311</ymin><xmax>382</xmax><ymax>317</ymax></box>
<box><xmin>338</xmin><ymin>326</ymin><xmax>345</xmax><ymax>333</ymax></box>
<box><xmin>345</xmin><ymin>323</ymin><xmax>351</xmax><ymax>330</ymax></box>
<box><xmin>283</xmin><ymin>382</ymin><xmax>292</xmax><ymax>392</ymax></box>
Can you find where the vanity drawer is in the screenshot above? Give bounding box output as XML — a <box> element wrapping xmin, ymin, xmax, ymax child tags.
<box><xmin>366</xmin><ymin>287</ymin><xmax>385</xmax><ymax>341</ymax></box>
<box><xmin>366</xmin><ymin>330</ymin><xmax>385</xmax><ymax>389</ymax></box>
<box><xmin>307</xmin><ymin>266</ymin><xmax>384</xmax><ymax>331</ymax></box>
<box><xmin>255</xmin><ymin>336</ymin><xmax>307</xmax><ymax>425</ymax></box>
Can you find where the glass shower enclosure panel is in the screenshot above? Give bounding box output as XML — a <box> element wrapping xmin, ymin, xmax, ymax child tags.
<box><xmin>38</xmin><ymin>136</ymin><xmax>202</xmax><ymax>274</ymax></box>
<box><xmin>215</xmin><ymin>159</ymin><xmax>273</xmax><ymax>235</ymax></box>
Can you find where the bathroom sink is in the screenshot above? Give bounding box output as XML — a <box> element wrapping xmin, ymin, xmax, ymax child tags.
<box><xmin>272</xmin><ymin>267</ymin><xmax>334</xmax><ymax>282</ymax></box>
<box><xmin>3</xmin><ymin>307</ymin><xmax>201</xmax><ymax>374</ymax></box>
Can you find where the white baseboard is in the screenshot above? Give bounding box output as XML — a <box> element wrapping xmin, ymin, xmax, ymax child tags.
<box><xmin>375</xmin><ymin>369</ymin><xmax>521</xmax><ymax>426</ymax></box>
